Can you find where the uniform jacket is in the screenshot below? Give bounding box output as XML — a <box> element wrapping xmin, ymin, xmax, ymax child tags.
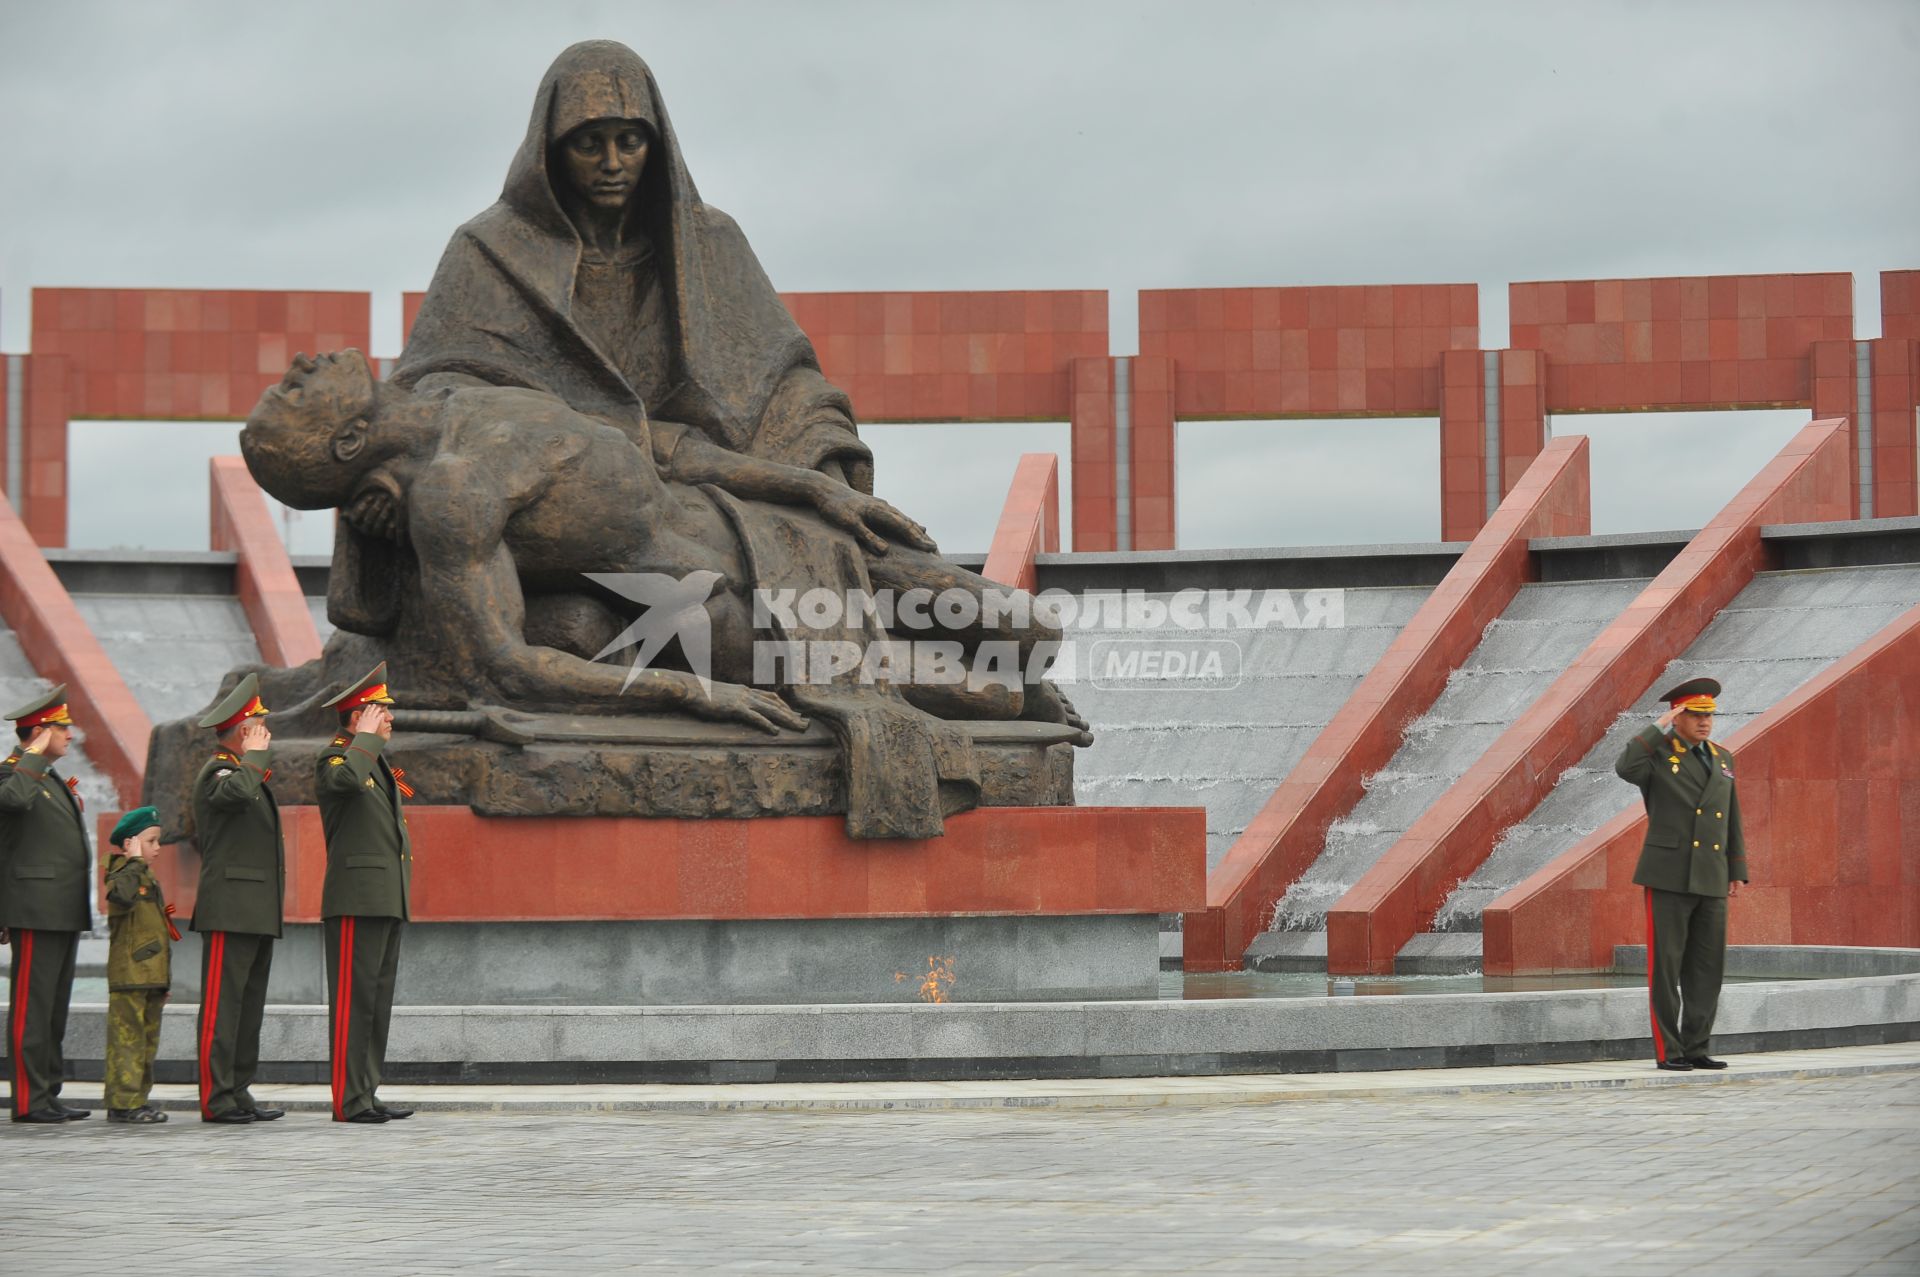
<box><xmin>1616</xmin><ymin>723</ymin><xmax>1748</xmax><ymax>896</ymax></box>
<box><xmin>316</xmin><ymin>731</ymin><xmax>410</xmax><ymax>920</ymax></box>
<box><xmin>104</xmin><ymin>852</ymin><xmax>172</xmax><ymax>990</ymax></box>
<box><xmin>190</xmin><ymin>747</ymin><xmax>286</xmax><ymax>937</ymax></box>
<box><xmin>0</xmin><ymin>749</ymin><xmax>91</xmax><ymax>932</ymax></box>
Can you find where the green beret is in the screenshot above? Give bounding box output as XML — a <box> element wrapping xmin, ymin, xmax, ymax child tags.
<box><xmin>109</xmin><ymin>806</ymin><xmax>161</xmax><ymax>848</ymax></box>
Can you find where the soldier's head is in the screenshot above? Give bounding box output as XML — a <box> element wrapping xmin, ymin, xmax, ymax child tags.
<box><xmin>200</xmin><ymin>674</ymin><xmax>269</xmax><ymax>754</ymax></box>
<box><xmin>109</xmin><ymin>806</ymin><xmax>163</xmax><ymax>859</ymax></box>
<box><xmin>1660</xmin><ymin>677</ymin><xmax>1720</xmax><ymax>745</ymax></box>
<box><xmin>1671</xmin><ymin>708</ymin><xmax>1713</xmax><ymax>745</ymax></box>
<box><xmin>7</xmin><ymin>687</ymin><xmax>74</xmax><ymax>760</ymax></box>
<box><xmin>241</xmin><ymin>350</ymin><xmax>381</xmax><ymax>510</ymax></box>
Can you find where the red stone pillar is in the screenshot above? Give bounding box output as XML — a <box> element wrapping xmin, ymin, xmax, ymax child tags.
<box><xmin>1439</xmin><ymin>349</ymin><xmax>1488</xmax><ymax>541</ymax></box>
<box><xmin>21</xmin><ymin>354</ymin><xmax>71</xmax><ymax>547</ymax></box>
<box><xmin>1810</xmin><ymin>338</ymin><xmax>1859</xmax><ymax>517</ymax></box>
<box><xmin>1498</xmin><ymin>350</ymin><xmax>1548</xmax><ymax>497</ymax></box>
<box><xmin>1870</xmin><ymin>338</ymin><xmax>1918</xmax><ymax>518</ymax></box>
<box><xmin>1129</xmin><ymin>355</ymin><xmax>1176</xmax><ymax>550</ymax></box>
<box><xmin>1068</xmin><ymin>357</ymin><xmax>1116</xmax><ymax>552</ymax></box>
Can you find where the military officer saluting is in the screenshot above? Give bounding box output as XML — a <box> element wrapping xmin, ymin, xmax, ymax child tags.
<box><xmin>1616</xmin><ymin>676</ymin><xmax>1747</xmax><ymax>1072</ymax></box>
<box><xmin>0</xmin><ymin>686</ymin><xmax>93</xmax><ymax>1123</ymax></box>
<box><xmin>190</xmin><ymin>674</ymin><xmax>287</xmax><ymax>1125</ymax></box>
<box><xmin>317</xmin><ymin>663</ymin><xmax>415</xmax><ymax>1124</ymax></box>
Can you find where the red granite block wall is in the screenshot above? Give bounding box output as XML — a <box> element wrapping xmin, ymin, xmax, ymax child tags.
<box><xmin>778</xmin><ymin>290</ymin><xmax>1106</xmax><ymax>424</ymax></box>
<box><xmin>1139</xmin><ymin>284</ymin><xmax>1477</xmax><ymax>419</ymax></box>
<box><xmin>30</xmin><ymin>287</ymin><xmax>371</xmax><ymax>421</ymax></box>
<box><xmin>1512</xmin><ymin>273</ymin><xmax>1850</xmax><ymax>413</ymax></box>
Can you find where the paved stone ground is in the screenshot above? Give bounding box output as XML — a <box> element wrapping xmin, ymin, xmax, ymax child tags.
<box><xmin>2</xmin><ymin>1068</ymin><xmax>1915</xmax><ymax>1274</ymax></box>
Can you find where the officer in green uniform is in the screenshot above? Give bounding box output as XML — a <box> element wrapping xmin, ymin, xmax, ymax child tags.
<box><xmin>0</xmin><ymin>686</ymin><xmax>93</xmax><ymax>1123</ymax></box>
<box><xmin>1616</xmin><ymin>676</ymin><xmax>1747</xmax><ymax>1071</ymax></box>
<box><xmin>316</xmin><ymin>662</ymin><xmax>414</xmax><ymax>1124</ymax></box>
<box><xmin>190</xmin><ymin>673</ymin><xmax>287</xmax><ymax>1125</ymax></box>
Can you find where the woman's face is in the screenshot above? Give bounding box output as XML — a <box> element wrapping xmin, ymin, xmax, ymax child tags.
<box><xmin>557</xmin><ymin>119</ymin><xmax>650</xmax><ymax>210</ymax></box>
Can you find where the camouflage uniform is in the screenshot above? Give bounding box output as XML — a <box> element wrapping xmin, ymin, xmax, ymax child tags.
<box><xmin>102</xmin><ymin>850</ymin><xmax>174</xmax><ymax>1112</ymax></box>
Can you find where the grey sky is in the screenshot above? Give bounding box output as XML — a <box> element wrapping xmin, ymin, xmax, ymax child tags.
<box><xmin>6</xmin><ymin>1</ymin><xmax>1918</xmax><ymax>553</ymax></box>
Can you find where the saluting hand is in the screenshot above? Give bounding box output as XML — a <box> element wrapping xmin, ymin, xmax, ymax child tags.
<box><xmin>240</xmin><ymin>718</ymin><xmax>272</xmax><ymax>753</ymax></box>
<box><xmin>22</xmin><ymin>725</ymin><xmax>51</xmax><ymax>755</ymax></box>
<box><xmin>1655</xmin><ymin>707</ymin><xmax>1680</xmax><ymax>728</ymax></box>
<box><xmin>352</xmin><ymin>704</ymin><xmax>394</xmax><ymax>740</ymax></box>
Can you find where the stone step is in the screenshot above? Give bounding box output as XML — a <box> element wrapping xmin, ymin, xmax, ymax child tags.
<box><xmin>1395</xmin><ymin>932</ymin><xmax>1483</xmax><ymax>975</ymax></box>
<box><xmin>1243</xmin><ymin>930</ymin><xmax>1327</xmax><ymax>971</ymax></box>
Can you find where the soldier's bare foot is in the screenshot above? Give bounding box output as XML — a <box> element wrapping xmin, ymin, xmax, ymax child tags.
<box><xmin>1021</xmin><ymin>682</ymin><xmax>1092</xmax><ymax>746</ymax></box>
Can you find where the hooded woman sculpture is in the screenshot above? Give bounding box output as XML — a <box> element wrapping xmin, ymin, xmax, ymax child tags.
<box><xmin>333</xmin><ymin>40</ymin><xmax>877</xmax><ymax>632</ymax></box>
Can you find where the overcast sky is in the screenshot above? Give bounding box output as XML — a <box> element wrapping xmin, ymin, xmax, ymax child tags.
<box><xmin>4</xmin><ymin>0</ymin><xmax>1917</xmax><ymax>553</ymax></box>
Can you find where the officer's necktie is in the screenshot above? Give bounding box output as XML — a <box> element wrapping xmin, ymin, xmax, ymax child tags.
<box><xmin>1694</xmin><ymin>744</ymin><xmax>1712</xmax><ymax>775</ymax></box>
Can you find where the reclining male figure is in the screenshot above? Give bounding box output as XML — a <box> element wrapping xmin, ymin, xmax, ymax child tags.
<box><xmin>241</xmin><ymin>350</ymin><xmax>1084</xmax><ymax>739</ymax></box>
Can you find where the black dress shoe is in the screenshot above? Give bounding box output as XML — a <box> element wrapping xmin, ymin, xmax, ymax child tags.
<box><xmin>203</xmin><ymin>1109</ymin><xmax>256</xmax><ymax>1125</ymax></box>
<box><xmin>1655</xmin><ymin>1059</ymin><xmax>1694</xmax><ymax>1071</ymax></box>
<box><xmin>12</xmin><ymin>1108</ymin><xmax>69</xmax><ymax>1124</ymax></box>
<box><xmin>373</xmin><ymin>1104</ymin><xmax>414</xmax><ymax>1119</ymax></box>
<box><xmin>242</xmin><ymin>1107</ymin><xmax>286</xmax><ymax>1121</ymax></box>
<box><xmin>57</xmin><ymin>1104</ymin><xmax>91</xmax><ymax>1120</ymax></box>
<box><xmin>1685</xmin><ymin>1055</ymin><xmax>1728</xmax><ymax>1070</ymax></box>
<box><xmin>340</xmin><ymin>1109</ymin><xmax>390</xmax><ymax>1124</ymax></box>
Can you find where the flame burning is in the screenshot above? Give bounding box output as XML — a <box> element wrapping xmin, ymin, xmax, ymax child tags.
<box><xmin>894</xmin><ymin>955</ymin><xmax>955</xmax><ymax>1003</ymax></box>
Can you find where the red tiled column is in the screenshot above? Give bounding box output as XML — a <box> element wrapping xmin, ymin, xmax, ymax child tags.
<box><xmin>1130</xmin><ymin>355</ymin><xmax>1176</xmax><ymax>550</ymax></box>
<box><xmin>1070</xmin><ymin>357</ymin><xmax>1117</xmax><ymax>552</ymax></box>
<box><xmin>980</xmin><ymin>453</ymin><xmax>1061</xmax><ymax>593</ymax></box>
<box><xmin>21</xmin><ymin>353</ymin><xmax>71</xmax><ymax>547</ymax></box>
<box><xmin>1325</xmin><ymin>418</ymin><xmax>1852</xmax><ymax>974</ymax></box>
<box><xmin>208</xmin><ymin>456</ymin><xmax>323</xmax><ymax>667</ymax></box>
<box><xmin>0</xmin><ymin>491</ymin><xmax>151</xmax><ymax>804</ymax></box>
<box><xmin>1183</xmin><ymin>435</ymin><xmax>1591</xmax><ymax>971</ymax></box>
<box><xmin>1882</xmin><ymin>270</ymin><xmax>1920</xmax><ymax>343</ymax></box>
<box><xmin>1499</xmin><ymin>350</ymin><xmax>1548</xmax><ymax>496</ymax></box>
<box><xmin>1809</xmin><ymin>339</ymin><xmax>1858</xmax><ymax>517</ymax></box>
<box><xmin>1870</xmin><ymin>338</ymin><xmax>1918</xmax><ymax>518</ymax></box>
<box><xmin>1439</xmin><ymin>350</ymin><xmax>1487</xmax><ymax>541</ymax></box>
<box><xmin>1484</xmin><ymin>600</ymin><xmax>1920</xmax><ymax>974</ymax></box>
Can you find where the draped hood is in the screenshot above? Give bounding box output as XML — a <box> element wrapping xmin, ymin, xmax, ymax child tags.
<box><xmin>392</xmin><ymin>40</ymin><xmax>871</xmax><ymax>489</ymax></box>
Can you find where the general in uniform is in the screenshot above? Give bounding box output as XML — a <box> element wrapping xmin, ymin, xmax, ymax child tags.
<box><xmin>1615</xmin><ymin>676</ymin><xmax>1747</xmax><ymax>1071</ymax></box>
<box><xmin>316</xmin><ymin>663</ymin><xmax>414</xmax><ymax>1124</ymax></box>
<box><xmin>1</xmin><ymin>686</ymin><xmax>93</xmax><ymax>1123</ymax></box>
<box><xmin>190</xmin><ymin>673</ymin><xmax>287</xmax><ymax>1125</ymax></box>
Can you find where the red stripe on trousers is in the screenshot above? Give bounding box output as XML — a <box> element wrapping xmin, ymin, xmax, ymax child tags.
<box><xmin>199</xmin><ymin>931</ymin><xmax>226</xmax><ymax>1118</ymax></box>
<box><xmin>332</xmin><ymin>918</ymin><xmax>355</xmax><ymax>1120</ymax></box>
<box><xmin>1645</xmin><ymin>888</ymin><xmax>1666</xmax><ymax>1063</ymax></box>
<box><xmin>10</xmin><ymin>931</ymin><xmax>32</xmax><ymax>1116</ymax></box>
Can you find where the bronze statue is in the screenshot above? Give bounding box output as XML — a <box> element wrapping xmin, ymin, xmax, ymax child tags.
<box><xmin>145</xmin><ymin>40</ymin><xmax>1086</xmax><ymax>841</ymax></box>
<box><xmin>340</xmin><ymin>39</ymin><xmax>873</xmax><ymax>635</ymax></box>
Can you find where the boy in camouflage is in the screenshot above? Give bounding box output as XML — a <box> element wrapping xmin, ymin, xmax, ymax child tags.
<box><xmin>103</xmin><ymin>807</ymin><xmax>179</xmax><ymax>1124</ymax></box>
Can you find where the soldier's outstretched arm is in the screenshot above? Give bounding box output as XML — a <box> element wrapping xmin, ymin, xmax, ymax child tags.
<box><xmin>410</xmin><ymin>464</ymin><xmax>805</xmax><ymax>734</ymax></box>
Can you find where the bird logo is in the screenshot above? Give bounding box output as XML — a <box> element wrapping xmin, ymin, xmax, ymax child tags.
<box><xmin>583</xmin><ymin>571</ymin><xmax>723</xmax><ymax>696</ymax></box>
